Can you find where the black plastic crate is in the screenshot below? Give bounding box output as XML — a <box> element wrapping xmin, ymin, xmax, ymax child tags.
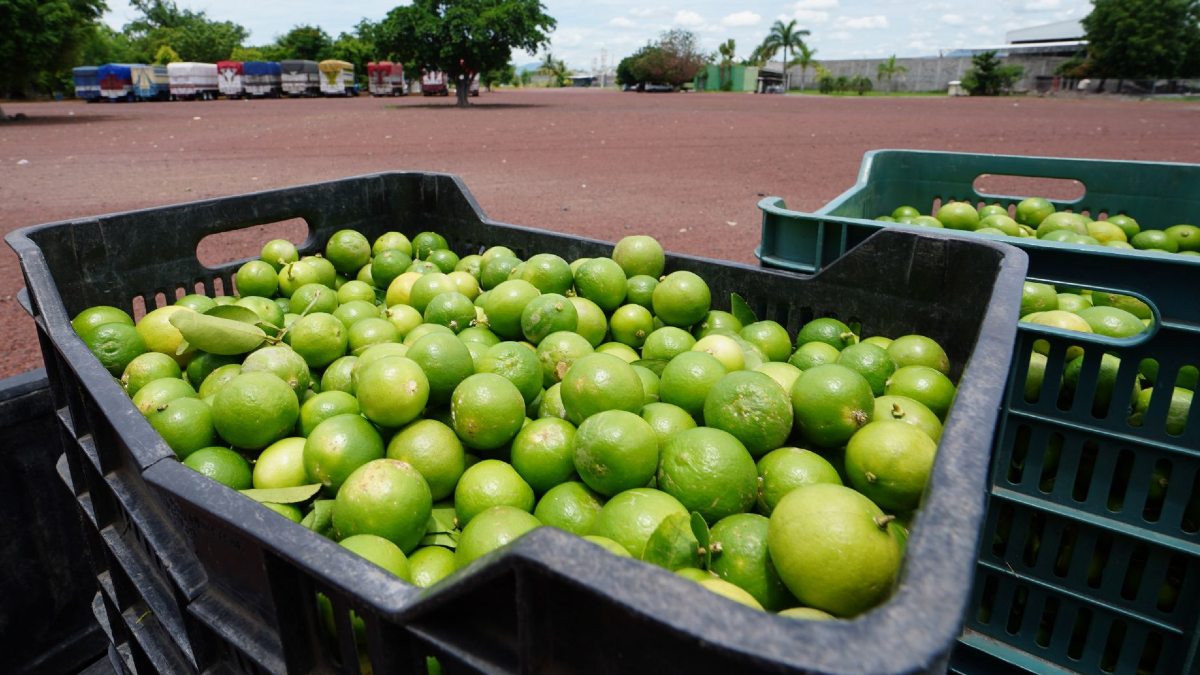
<box><xmin>9</xmin><ymin>173</ymin><xmax>1027</xmax><ymax>673</ymax></box>
<box><xmin>0</xmin><ymin>369</ymin><xmax>107</xmax><ymax>674</ymax></box>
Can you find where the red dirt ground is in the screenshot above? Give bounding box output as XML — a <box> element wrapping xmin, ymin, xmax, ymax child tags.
<box><xmin>2</xmin><ymin>89</ymin><xmax>1198</xmax><ymax>379</ymax></box>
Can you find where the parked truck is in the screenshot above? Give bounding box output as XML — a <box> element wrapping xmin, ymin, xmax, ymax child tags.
<box><xmin>216</xmin><ymin>60</ymin><xmax>244</xmax><ymax>98</ymax></box>
<box><xmin>281</xmin><ymin>60</ymin><xmax>320</xmax><ymax>97</ymax></box>
<box><xmin>72</xmin><ymin>66</ymin><xmax>101</xmax><ymax>101</ymax></box>
<box><xmin>98</xmin><ymin>64</ymin><xmax>167</xmax><ymax>101</ymax></box>
<box><xmin>420</xmin><ymin>70</ymin><xmax>448</xmax><ymax>96</ymax></box>
<box><xmin>167</xmin><ymin>62</ymin><xmax>219</xmax><ymax>100</ymax></box>
<box><xmin>243</xmin><ymin>61</ymin><xmax>282</xmax><ymax>97</ymax></box>
<box><xmin>318</xmin><ymin>60</ymin><xmax>356</xmax><ymax>96</ymax></box>
<box><xmin>367</xmin><ymin>61</ymin><xmax>406</xmax><ymax>96</ymax></box>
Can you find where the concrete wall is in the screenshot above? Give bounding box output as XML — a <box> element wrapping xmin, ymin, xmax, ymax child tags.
<box><xmin>790</xmin><ymin>55</ymin><xmax>1072</xmax><ymax>93</ymax></box>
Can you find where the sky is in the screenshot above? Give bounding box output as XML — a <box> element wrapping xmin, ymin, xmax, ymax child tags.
<box><xmin>102</xmin><ymin>0</ymin><xmax>1092</xmax><ymax>70</ymax></box>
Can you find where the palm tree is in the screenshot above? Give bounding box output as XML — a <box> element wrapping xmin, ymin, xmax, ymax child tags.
<box><xmin>539</xmin><ymin>52</ymin><xmax>570</xmax><ymax>87</ymax></box>
<box><xmin>744</xmin><ymin>43</ymin><xmax>770</xmax><ymax>68</ymax></box>
<box><xmin>877</xmin><ymin>54</ymin><xmax>909</xmax><ymax>92</ymax></box>
<box><xmin>761</xmin><ymin>19</ymin><xmax>810</xmax><ymax>91</ymax></box>
<box><xmin>790</xmin><ymin>43</ymin><xmax>818</xmax><ymax>91</ymax></box>
<box><xmin>717</xmin><ymin>39</ymin><xmax>736</xmax><ymax>90</ymax></box>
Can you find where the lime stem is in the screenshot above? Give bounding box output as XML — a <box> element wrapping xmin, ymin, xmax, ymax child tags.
<box><xmin>873</xmin><ymin>514</ymin><xmax>896</xmax><ymax>530</ymax></box>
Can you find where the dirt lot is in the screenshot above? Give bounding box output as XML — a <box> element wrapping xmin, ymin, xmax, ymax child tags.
<box><xmin>2</xmin><ymin>89</ymin><xmax>1198</xmax><ymax>378</ymax></box>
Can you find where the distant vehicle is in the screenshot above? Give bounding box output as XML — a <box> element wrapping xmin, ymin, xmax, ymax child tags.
<box><xmin>643</xmin><ymin>83</ymin><xmax>674</xmax><ymax>92</ymax></box>
<box><xmin>167</xmin><ymin>62</ymin><xmax>219</xmax><ymax>100</ymax></box>
<box><xmin>217</xmin><ymin>60</ymin><xmax>244</xmax><ymax>98</ymax></box>
<box><xmin>452</xmin><ymin>72</ymin><xmax>481</xmax><ymax>97</ymax></box>
<box><xmin>281</xmin><ymin>60</ymin><xmax>320</xmax><ymax>97</ymax></box>
<box><xmin>318</xmin><ymin>60</ymin><xmax>356</xmax><ymax>96</ymax></box>
<box><xmin>243</xmin><ymin>61</ymin><xmax>282</xmax><ymax>98</ymax></box>
<box><xmin>421</xmin><ymin>71</ymin><xmax>448</xmax><ymax>96</ymax></box>
<box><xmin>98</xmin><ymin>64</ymin><xmax>169</xmax><ymax>101</ymax></box>
<box><xmin>368</xmin><ymin>61</ymin><xmax>406</xmax><ymax>96</ymax></box>
<box><xmin>72</xmin><ymin>66</ymin><xmax>101</xmax><ymax>102</ymax></box>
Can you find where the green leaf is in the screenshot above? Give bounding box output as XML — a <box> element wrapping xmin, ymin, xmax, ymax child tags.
<box><xmin>420</xmin><ymin>531</ymin><xmax>459</xmax><ymax>549</ymax></box>
<box><xmin>427</xmin><ymin>505</ymin><xmax>459</xmax><ymax>534</ymax></box>
<box><xmin>241</xmin><ymin>484</ymin><xmax>322</xmax><ymax>504</ymax></box>
<box><xmin>730</xmin><ymin>293</ymin><xmax>757</xmax><ymax>326</ymax></box>
<box><xmin>300</xmin><ymin>499</ymin><xmax>335</xmax><ymax>537</ymax></box>
<box><xmin>205</xmin><ymin>304</ymin><xmax>261</xmax><ymax>324</ymax></box>
<box><xmin>631</xmin><ymin>359</ymin><xmax>668</xmax><ymax>377</ymax></box>
<box><xmin>690</xmin><ymin>512</ymin><xmax>713</xmax><ymax>570</ymax></box>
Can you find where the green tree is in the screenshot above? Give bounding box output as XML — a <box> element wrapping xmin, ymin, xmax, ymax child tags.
<box><xmin>616</xmin><ymin>53</ymin><xmax>639</xmax><ymax>86</ymax></box>
<box><xmin>274</xmin><ymin>24</ymin><xmax>332</xmax><ymax>61</ymax></box>
<box><xmin>153</xmin><ymin>44</ymin><xmax>180</xmax><ymax>65</ymax></box>
<box><xmin>876</xmin><ymin>54</ymin><xmax>908</xmax><ymax>92</ymax></box>
<box><xmin>229</xmin><ymin>45</ymin><xmax>267</xmax><ymax>62</ymax></box>
<box><xmin>744</xmin><ymin>43</ymin><xmax>770</xmax><ymax>67</ymax></box>
<box><xmin>79</xmin><ymin>23</ymin><xmax>140</xmax><ymax>67</ymax></box>
<box><xmin>624</xmin><ymin>30</ymin><xmax>708</xmax><ymax>90</ymax></box>
<box><xmin>327</xmin><ymin>21</ymin><xmax>379</xmax><ymax>84</ymax></box>
<box><xmin>378</xmin><ymin>0</ymin><xmax>555</xmax><ymax>107</ymax></box>
<box><xmin>790</xmin><ymin>43</ymin><xmax>818</xmax><ymax>91</ymax></box>
<box><xmin>852</xmin><ymin>75</ymin><xmax>873</xmax><ymax>95</ymax></box>
<box><xmin>962</xmin><ymin>51</ymin><xmax>1024</xmax><ymax>95</ymax></box>
<box><xmin>717</xmin><ymin>39</ymin><xmax>736</xmax><ymax>90</ymax></box>
<box><xmin>539</xmin><ymin>52</ymin><xmax>570</xmax><ymax>87</ymax></box>
<box><xmin>761</xmin><ymin>19</ymin><xmax>810</xmax><ymax>91</ymax></box>
<box><xmin>481</xmin><ymin>64</ymin><xmax>516</xmax><ymax>90</ymax></box>
<box><xmin>124</xmin><ymin>0</ymin><xmax>248</xmax><ymax>63</ymax></box>
<box><xmin>1082</xmin><ymin>0</ymin><xmax>1200</xmax><ymax>81</ymax></box>
<box><xmin>0</xmin><ymin>0</ymin><xmax>107</xmax><ymax>98</ymax></box>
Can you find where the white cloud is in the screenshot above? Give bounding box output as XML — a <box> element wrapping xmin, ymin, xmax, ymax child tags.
<box><xmin>836</xmin><ymin>15</ymin><xmax>889</xmax><ymax>29</ymax></box>
<box><xmin>721</xmin><ymin>10</ymin><xmax>761</xmax><ymax>27</ymax></box>
<box><xmin>785</xmin><ymin>9</ymin><xmax>831</xmax><ymax>23</ymax></box>
<box><xmin>609</xmin><ymin>16</ymin><xmax>636</xmax><ymax>28</ymax></box>
<box><xmin>1016</xmin><ymin>0</ymin><xmax>1062</xmax><ymax>11</ymax></box>
<box><xmin>940</xmin><ymin>13</ymin><xmax>968</xmax><ymax>25</ymax></box>
<box><xmin>793</xmin><ymin>0</ymin><xmax>838</xmax><ymax>8</ymax></box>
<box><xmin>674</xmin><ymin>10</ymin><xmax>705</xmax><ymax>27</ymax></box>
<box><xmin>829</xmin><ymin>31</ymin><xmax>853</xmax><ymax>41</ymax></box>
<box><xmin>630</xmin><ymin>6</ymin><xmax>669</xmax><ymax>18</ymax></box>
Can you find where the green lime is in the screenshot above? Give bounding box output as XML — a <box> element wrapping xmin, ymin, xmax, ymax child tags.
<box><xmin>791</xmin><ymin>364</ymin><xmax>875</xmax><ymax>448</ymax></box>
<box><xmin>339</xmin><ymin>534</ymin><xmax>411</xmax><ymax>580</ymax></box>
<box><xmin>756</xmin><ymin>447</ymin><xmax>842</xmax><ymax>515</ymax></box>
<box><xmin>288</xmin><ymin>312</ymin><xmax>348</xmax><ymax>368</ymax></box>
<box><xmin>426</xmin><ymin>249</ymin><xmax>461</xmax><ymax>274</ymax></box>
<box><xmin>261</xmin><ymin>239</ymin><xmax>300</xmax><ymax>271</ymax></box>
<box><xmin>455</xmin><ymin>506</ymin><xmax>541</xmax><ymax>569</ymax></box>
<box><xmin>885</xmin><ymin>365</ymin><xmax>956</xmax><ymax>421</ymax></box>
<box><xmin>241</xmin><ymin>345</ymin><xmax>311</xmax><ymax>398</ymax></box>
<box><xmin>511</xmin><ymin>417</ymin><xmax>578</xmax><ymax>494</ymax></box>
<box><xmin>481</xmin><ymin>279</ymin><xmax>541</xmax><ymax>340</ymax></box>
<box><xmin>885</xmin><ymin>335</ymin><xmax>950</xmax><ymax>375</ymax></box>
<box><xmin>837</xmin><ymin>342</ymin><xmax>897</xmax><ymax>396</ymax></box>
<box><xmin>355</xmin><ymin>356</ymin><xmax>429</xmax><ymax>428</ymax></box>
<box><xmin>609</xmin><ymin>304</ymin><xmax>655</xmax><ymax>348</ymax></box>
<box><xmin>454</xmin><ymin>459</ymin><xmax>535</xmax><ymax>525</ymax></box>
<box><xmin>652</xmin><ymin>271</ymin><xmax>711</xmax><ymax>328</ymax></box>
<box><xmin>710</xmin><ymin>513</ymin><xmax>797</xmax><ymax>611</ymax></box>
<box><xmin>183</xmin><ymin>446</ymin><xmax>252</xmax><ymax>490</ymax></box>
<box><xmin>373</xmin><ymin>231</ymin><xmax>413</xmax><ymax>257</ymax></box>
<box><xmin>845</xmin><ymin>420</ymin><xmax>938</xmax><ymax>512</ymax></box>
<box><xmin>640</xmin><ymin>401</ymin><xmax>698</xmax><ymax>447</ymax></box>
<box><xmin>325</xmin><ymin>230</ymin><xmax>372</xmax><ymax>276</ymax></box>
<box><xmin>788</xmin><ymin>342</ymin><xmax>841</xmax><ymax>370</ymax></box>
<box><xmin>212</xmin><ymin>372</ymin><xmax>299</xmax><ymax>450</ymax></box>
<box><xmin>122</xmin><ymin>351</ymin><xmax>182</xmax><ymax>396</ymax></box>
<box><xmin>386</xmin><ymin>419</ymin><xmax>466</xmax><ymax>501</ymax></box>
<box><xmin>658</xmin><ymin>350</ymin><xmax>726</xmax><ymax>419</ymax></box>
<box><xmin>567</xmin><ymin>296</ymin><xmax>608</xmax><ymax>347</ymax></box>
<box><xmin>148</xmin><ymin>397</ymin><xmax>215</xmax><ymax>459</ymax></box>
<box><xmin>740</xmin><ymin>321</ymin><xmax>792</xmax><ymax>362</ymax></box>
<box><xmin>520</xmin><ymin>293</ymin><xmax>578</xmax><ymax>344</ymax></box>
<box><xmin>321</xmin><ymin>355</ymin><xmax>359</xmax><ymax>394</ymax></box>
<box><xmin>424</xmin><ymin>291</ymin><xmax>477</xmax><ymax>333</ymax></box>
<box><xmin>405</xmin><ymin>332</ymin><xmax>475</xmax><ymax>406</ymax></box>
<box><xmin>589</xmin><ymin>487</ymin><xmax>687</xmax><ymax>559</ymax></box>
<box><xmin>872</xmin><ymin>395</ymin><xmax>943</xmax><ymax>442</ymax></box>
<box><xmin>657</xmin><ymin>427</ymin><xmax>757</xmax><ymax>523</ymax></box>
<box><xmin>534</xmin><ymin>481</ymin><xmax>605</xmax><ymax>535</ymax></box>
<box><xmin>408</xmin><ymin>546</ymin><xmax>457</xmax><ymax>588</ymax></box>
<box><xmin>303</xmin><ymin>413</ymin><xmax>385</xmax><ymax>493</ymax></box>
<box><xmin>612</xmin><ymin>235</ymin><xmax>666</xmax><ymax>278</ymax></box>
<box><xmin>702</xmin><ymin>371</ymin><xmax>792</xmax><ymax>457</ymax></box>
<box><xmin>573</xmin><ymin>410</ymin><xmax>659</xmax><ymax>497</ymax></box>
<box><xmin>347</xmin><ymin>317</ymin><xmax>400</xmax><ymax>356</ymax></box>
<box><xmin>83</xmin><ymin>322</ymin><xmax>147</xmax><ymax>376</ymax></box>
<box><xmin>796</xmin><ymin>318</ymin><xmax>855</xmax><ymax>350</ymax></box>
<box><xmin>450</xmin><ymin>373</ymin><xmax>527</xmax><ymax>451</ymax></box>
<box><xmin>767</xmin><ymin>484</ymin><xmax>904</xmax><ymax>617</ymax></box>
<box><xmin>253</xmin><ymin>437</ymin><xmax>309</xmax><ymax>489</ymax></box>
<box><xmin>642</xmin><ymin>327</ymin><xmax>696</xmax><ymax>361</ymax></box>
<box><xmin>333</xmin><ymin>458</ymin><xmax>432</xmax><ymax>552</ymax></box>
<box><xmin>298</xmin><ymin>390</ymin><xmax>360</xmax><ymax>437</ymax></box>
<box><xmin>536</xmin><ymin>331</ymin><xmax>594</xmax><ymax>388</ymax></box>
<box><xmin>560</xmin><ymin>353</ymin><xmax>645</xmax><ymax>425</ymax></box>
<box><xmin>625</xmin><ymin>275</ymin><xmax>659</xmax><ymax>309</ymax></box>
<box><xmin>515</xmin><ymin>253</ymin><xmax>573</xmax><ymax>295</ymax></box>
<box><xmin>694</xmin><ymin>310</ymin><xmax>743</xmax><ymax>338</ymax></box>
<box><xmin>73</xmin><ymin>305</ymin><xmax>134</xmax><ymax>338</ymax></box>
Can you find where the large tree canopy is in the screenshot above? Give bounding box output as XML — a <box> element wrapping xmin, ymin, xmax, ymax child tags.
<box><xmin>0</xmin><ymin>0</ymin><xmax>106</xmax><ymax>97</ymax></box>
<box><xmin>122</xmin><ymin>0</ymin><xmax>248</xmax><ymax>64</ymax></box>
<box><xmin>378</xmin><ymin>0</ymin><xmax>555</xmax><ymax>106</ymax></box>
<box><xmin>1082</xmin><ymin>0</ymin><xmax>1200</xmax><ymax>79</ymax></box>
<box><xmin>274</xmin><ymin>24</ymin><xmax>332</xmax><ymax>61</ymax></box>
<box><xmin>620</xmin><ymin>29</ymin><xmax>708</xmax><ymax>90</ymax></box>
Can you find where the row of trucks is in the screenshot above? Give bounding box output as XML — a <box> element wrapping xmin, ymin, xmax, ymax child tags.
<box><xmin>73</xmin><ymin>61</ymin><xmax>479</xmax><ymax>101</ymax></box>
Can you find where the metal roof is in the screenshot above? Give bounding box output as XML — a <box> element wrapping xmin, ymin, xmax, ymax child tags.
<box><xmin>1005</xmin><ymin>19</ymin><xmax>1085</xmax><ymax>44</ymax></box>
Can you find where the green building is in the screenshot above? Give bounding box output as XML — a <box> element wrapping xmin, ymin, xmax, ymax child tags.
<box><xmin>693</xmin><ymin>64</ymin><xmax>759</xmax><ymax>92</ymax></box>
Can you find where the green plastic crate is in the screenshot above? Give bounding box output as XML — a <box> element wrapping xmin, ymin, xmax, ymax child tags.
<box><xmin>756</xmin><ymin>150</ymin><xmax>1200</xmax><ymax>675</ymax></box>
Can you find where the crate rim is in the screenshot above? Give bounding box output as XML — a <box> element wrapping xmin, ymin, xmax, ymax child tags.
<box><xmin>10</xmin><ymin>171</ymin><xmax>1029</xmax><ymax>674</ymax></box>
